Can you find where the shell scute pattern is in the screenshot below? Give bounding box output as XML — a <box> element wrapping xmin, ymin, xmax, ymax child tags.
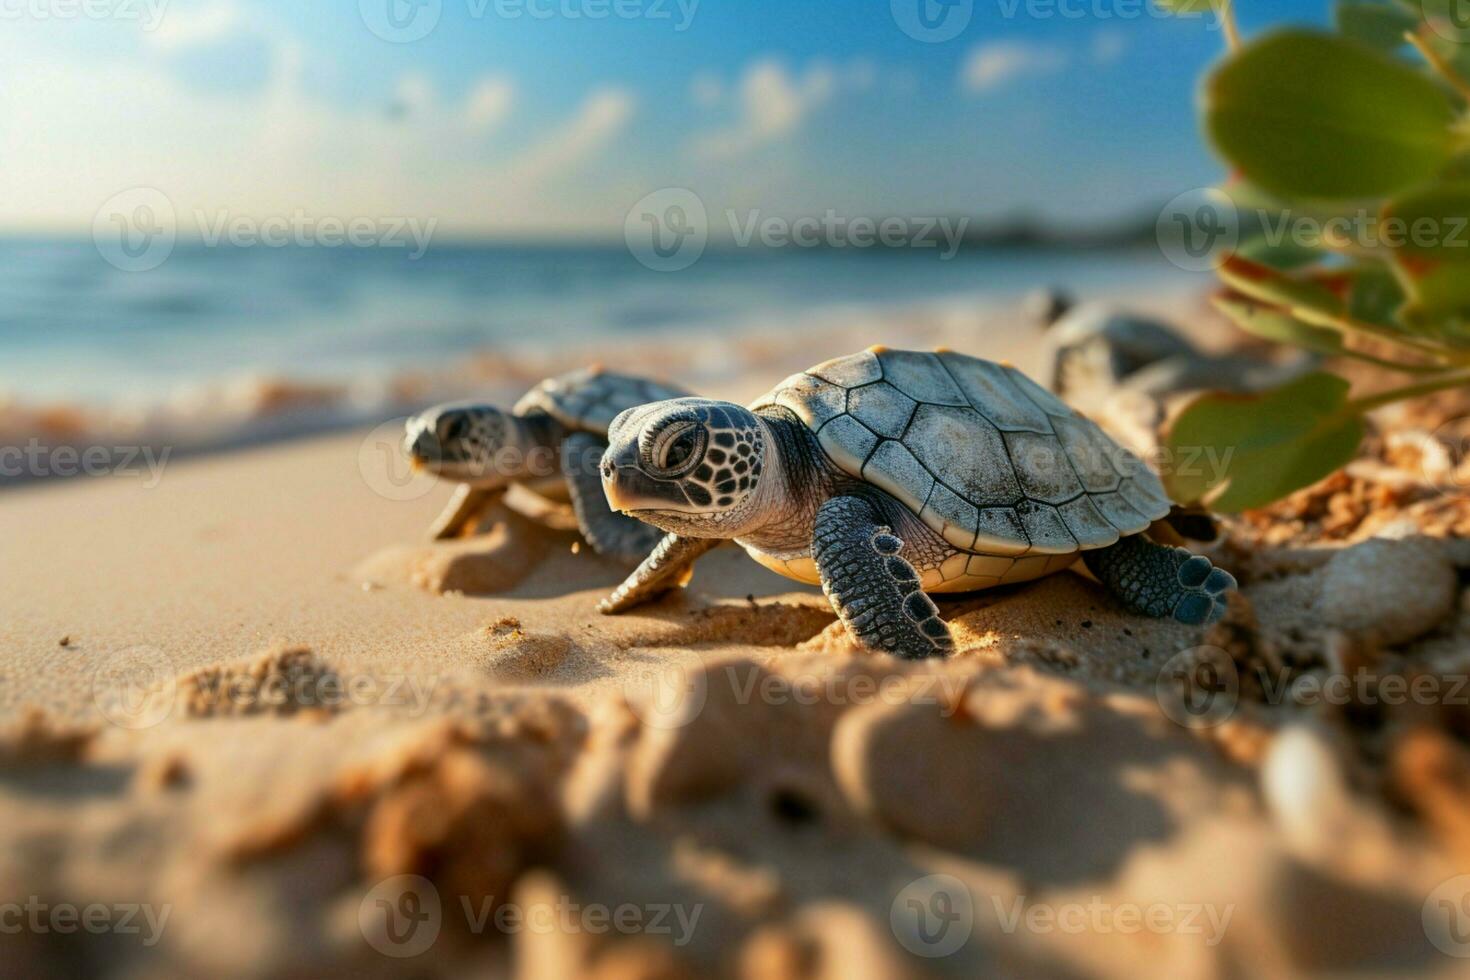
<box><xmin>1002</xmin><ymin>429</ymin><xmax>1085</xmax><ymax>505</ymax></box>
<box><xmin>920</xmin><ymin>481</ymin><xmax>981</xmax><ymax>552</ymax></box>
<box><xmin>773</xmin><ymin>373</ymin><xmax>846</xmax><ymax>429</ymax></box>
<box><xmin>810</xmin><ymin>350</ymin><xmax>882</xmax><ymax>387</ymax></box>
<box><xmin>848</xmin><ymin>383</ymin><xmax>917</xmax><ymax>439</ymax></box>
<box><xmin>938</xmin><ymin>355</ymin><xmax>1054</xmax><ymax>434</ymax></box>
<box><xmin>1092</xmin><ymin>491</ymin><xmax>1149</xmax><ymax>532</ymax></box>
<box><xmin>906</xmin><ymin>404</ymin><xmax>1021</xmax><ymax>509</ymax></box>
<box><xmin>755</xmin><ymin>349</ymin><xmax>1172</xmax><ymax>556</ymax></box>
<box><xmin>1008</xmin><ymin>370</ymin><xmax>1074</xmax><ymax>418</ymax></box>
<box><xmin>1052</xmin><ymin>415</ymin><xmax>1123</xmax><ymax>494</ymax></box>
<box><xmin>861</xmin><ymin>440</ymin><xmax>935</xmax><ymax>508</ymax></box>
<box><xmin>816</xmin><ymin>414</ymin><xmax>879</xmax><ymax>474</ymax></box>
<box><xmin>517</xmin><ymin>368</ymin><xmax>692</xmax><ymax>433</ymax></box>
<box><xmin>872</xmin><ymin>349</ymin><xmax>968</xmax><ymax>407</ymax></box>
<box><xmin>974</xmin><ymin>507</ymin><xmax>1030</xmax><ymax>556</ymax></box>
<box><xmin>1015</xmin><ymin>499</ymin><xmax>1078</xmax><ymax>555</ymax></box>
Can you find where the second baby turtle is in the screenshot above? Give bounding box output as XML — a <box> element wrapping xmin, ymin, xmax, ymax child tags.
<box><xmin>404</xmin><ymin>366</ymin><xmax>690</xmax><ymax>560</ymax></box>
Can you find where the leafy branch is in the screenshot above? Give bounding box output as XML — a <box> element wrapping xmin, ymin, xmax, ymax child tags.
<box><xmin>1152</xmin><ymin>1</ymin><xmax>1470</xmax><ymax>511</ymax></box>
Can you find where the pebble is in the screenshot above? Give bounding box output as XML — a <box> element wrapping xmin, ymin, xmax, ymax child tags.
<box><xmin>1260</xmin><ymin>724</ymin><xmax>1355</xmax><ymax>866</ymax></box>
<box><xmin>1314</xmin><ymin>536</ymin><xmax>1457</xmax><ymax>645</ymax></box>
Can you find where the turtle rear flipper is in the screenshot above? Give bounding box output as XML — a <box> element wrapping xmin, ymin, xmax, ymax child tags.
<box><xmin>561</xmin><ymin>432</ymin><xmax>664</xmax><ymax>563</ymax></box>
<box><xmin>1083</xmin><ymin>535</ymin><xmax>1235</xmax><ymax>626</ymax></box>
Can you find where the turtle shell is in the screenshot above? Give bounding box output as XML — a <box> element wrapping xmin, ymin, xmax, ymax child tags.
<box><xmin>752</xmin><ymin>348</ymin><xmax>1173</xmax><ymax>557</ymax></box>
<box><xmin>515</xmin><ymin>367</ymin><xmax>693</xmax><ymax>435</ymax></box>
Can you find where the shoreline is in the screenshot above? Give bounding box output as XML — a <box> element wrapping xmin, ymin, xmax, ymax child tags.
<box><xmin>0</xmin><ymin>278</ymin><xmax>1206</xmax><ymax>487</ymax></box>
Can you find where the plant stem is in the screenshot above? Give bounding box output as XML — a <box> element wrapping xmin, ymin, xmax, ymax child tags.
<box><xmin>1406</xmin><ymin>28</ymin><xmax>1470</xmax><ymax>102</ymax></box>
<box><xmin>1346</xmin><ymin>369</ymin><xmax>1470</xmax><ymax>415</ymax></box>
<box><xmin>1219</xmin><ymin>0</ymin><xmax>1242</xmax><ymax>52</ymax></box>
<box><xmin>1293</xmin><ymin>307</ymin><xmax>1467</xmax><ymax>364</ymax></box>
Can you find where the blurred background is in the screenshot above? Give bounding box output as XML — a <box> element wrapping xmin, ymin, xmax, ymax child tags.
<box><xmin>2</xmin><ymin>0</ymin><xmax>1329</xmax><ymax>447</ymax></box>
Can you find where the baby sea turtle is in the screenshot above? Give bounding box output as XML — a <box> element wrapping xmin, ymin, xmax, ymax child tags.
<box><xmin>597</xmin><ymin>347</ymin><xmax>1235</xmax><ymax>659</ymax></box>
<box><xmin>1042</xmin><ymin>302</ymin><xmax>1201</xmax><ymax>398</ymax></box>
<box><xmin>404</xmin><ymin>366</ymin><xmax>690</xmax><ymax>560</ymax></box>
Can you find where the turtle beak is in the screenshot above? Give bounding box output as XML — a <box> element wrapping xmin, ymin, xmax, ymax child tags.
<box><xmin>602</xmin><ymin>473</ymin><xmax>636</xmax><ymax>514</ymax></box>
<box><xmin>600</xmin><ymin>442</ymin><xmax>663</xmax><ymax>514</ymax></box>
<box><xmin>404</xmin><ymin>421</ymin><xmax>439</xmax><ymax>465</ymax></box>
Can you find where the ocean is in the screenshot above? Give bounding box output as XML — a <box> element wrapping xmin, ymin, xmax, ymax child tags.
<box><xmin>0</xmin><ymin>239</ymin><xmax>1196</xmax><ymax>406</ymax></box>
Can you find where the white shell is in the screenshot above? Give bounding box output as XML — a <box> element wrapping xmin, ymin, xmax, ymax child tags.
<box><xmin>515</xmin><ymin>367</ymin><xmax>692</xmax><ymax>434</ymax></box>
<box><xmin>752</xmin><ymin>349</ymin><xmax>1171</xmax><ymax>556</ymax></box>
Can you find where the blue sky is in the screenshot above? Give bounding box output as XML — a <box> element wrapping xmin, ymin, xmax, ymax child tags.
<box><xmin>0</xmin><ymin>0</ymin><xmax>1331</xmax><ymax>236</ymax></box>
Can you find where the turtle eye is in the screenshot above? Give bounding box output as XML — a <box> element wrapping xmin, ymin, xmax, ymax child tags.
<box><xmin>646</xmin><ymin>420</ymin><xmax>706</xmax><ymax>478</ymax></box>
<box><xmin>438</xmin><ymin>414</ymin><xmax>470</xmax><ymax>445</ymax></box>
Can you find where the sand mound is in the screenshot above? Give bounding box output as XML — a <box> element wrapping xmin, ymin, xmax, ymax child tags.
<box><xmin>354</xmin><ymin>505</ymin><xmax>555</xmax><ymax>596</ymax></box>
<box><xmin>182</xmin><ymin>646</ymin><xmax>341</xmax><ymax>719</ymax></box>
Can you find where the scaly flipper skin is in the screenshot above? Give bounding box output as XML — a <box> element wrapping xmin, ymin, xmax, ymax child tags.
<box><xmin>1082</xmin><ymin>535</ymin><xmax>1236</xmax><ymax>626</ymax></box>
<box><xmin>428</xmin><ymin>484</ymin><xmax>501</xmax><ymax>541</ymax></box>
<box><xmin>813</xmin><ymin>496</ymin><xmax>954</xmax><ymax>660</ymax></box>
<box><xmin>598</xmin><ymin>534</ymin><xmax>721</xmax><ymax>614</ymax></box>
<box><xmin>562</xmin><ymin>433</ymin><xmax>665</xmax><ymax>563</ymax></box>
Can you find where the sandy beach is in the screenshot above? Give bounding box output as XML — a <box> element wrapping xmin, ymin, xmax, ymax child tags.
<box><xmin>4</xmin><ymin>292</ymin><xmax>1470</xmax><ymax>979</ymax></box>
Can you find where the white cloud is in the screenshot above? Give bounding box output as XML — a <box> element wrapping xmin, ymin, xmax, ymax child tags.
<box><xmin>503</xmin><ymin>88</ymin><xmax>635</xmax><ymax>183</ymax></box>
<box><xmin>143</xmin><ymin>0</ymin><xmax>242</xmax><ymax>50</ymax></box>
<box><xmin>465</xmin><ymin>77</ymin><xmax>514</xmax><ymax>129</ymax></box>
<box><xmin>961</xmin><ymin>41</ymin><xmax>1068</xmax><ymax>94</ymax></box>
<box><xmin>689</xmin><ymin>59</ymin><xmax>838</xmax><ymax>162</ymax></box>
<box><xmin>393</xmin><ymin>73</ymin><xmax>436</xmax><ymax>116</ymax></box>
<box><xmin>1091</xmin><ymin>30</ymin><xmax>1127</xmax><ymax>65</ymax></box>
<box><xmin>0</xmin><ymin>18</ymin><xmax>633</xmax><ymax>235</ymax></box>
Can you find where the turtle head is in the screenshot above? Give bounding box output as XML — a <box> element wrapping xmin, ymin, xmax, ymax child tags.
<box><xmin>404</xmin><ymin>402</ymin><xmax>531</xmax><ymax>487</ymax></box>
<box><xmin>601</xmin><ymin>398</ymin><xmax>768</xmax><ymax>537</ymax></box>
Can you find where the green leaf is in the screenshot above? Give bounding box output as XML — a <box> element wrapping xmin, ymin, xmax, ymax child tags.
<box><xmin>1217</xmin><ymin>255</ymin><xmax>1348</xmax><ymax>320</ymax></box>
<box><xmin>1233</xmin><ymin>232</ymin><xmax>1326</xmax><ymax>270</ymax></box>
<box><xmin>1344</xmin><ymin>263</ymin><xmax>1409</xmax><ymax>327</ymax></box>
<box><xmin>1211</xmin><ymin>294</ymin><xmax>1348</xmax><ymax>358</ymax></box>
<box><xmin>1402</xmin><ymin>263</ymin><xmax>1470</xmax><ymax>323</ymax></box>
<box><xmin>1336</xmin><ymin>1</ymin><xmax>1418</xmax><ymax>50</ymax></box>
<box><xmin>1206</xmin><ymin>31</ymin><xmax>1458</xmax><ymax>200</ymax></box>
<box><xmin>1382</xmin><ymin>183</ymin><xmax>1470</xmax><ymax>261</ymax></box>
<box><xmin>1163</xmin><ymin>373</ymin><xmax>1366</xmax><ymax>511</ymax></box>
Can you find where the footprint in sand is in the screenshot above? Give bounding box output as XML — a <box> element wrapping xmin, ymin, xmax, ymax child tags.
<box><xmin>353</xmin><ymin>503</ymin><xmax>554</xmax><ymax>596</ymax></box>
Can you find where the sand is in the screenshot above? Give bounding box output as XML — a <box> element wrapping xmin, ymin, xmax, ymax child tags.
<box><xmin>5</xmin><ymin>299</ymin><xmax>1470</xmax><ymax>978</ymax></box>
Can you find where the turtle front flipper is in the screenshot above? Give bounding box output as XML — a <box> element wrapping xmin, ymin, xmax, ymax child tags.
<box><xmin>1083</xmin><ymin>534</ymin><xmax>1236</xmax><ymax>626</ymax></box>
<box><xmin>813</xmin><ymin>496</ymin><xmax>954</xmax><ymax>660</ymax></box>
<box><xmin>562</xmin><ymin>432</ymin><xmax>665</xmax><ymax>563</ymax></box>
<box><xmin>598</xmin><ymin>534</ymin><xmax>721</xmax><ymax>614</ymax></box>
<box><xmin>428</xmin><ymin>484</ymin><xmax>502</xmax><ymax>541</ymax></box>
